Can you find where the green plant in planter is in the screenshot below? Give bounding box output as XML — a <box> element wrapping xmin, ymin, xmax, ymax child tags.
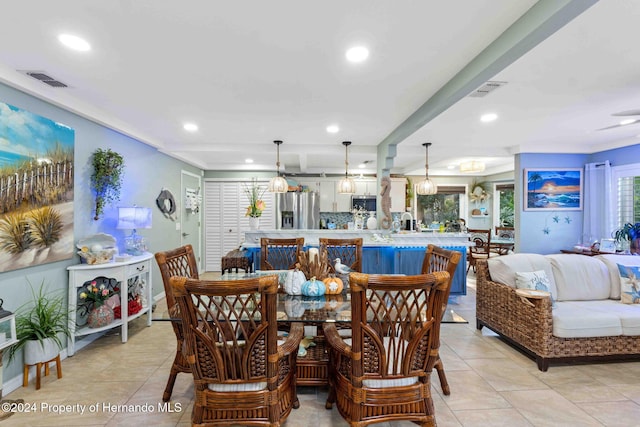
<box><xmin>613</xmin><ymin>222</ymin><xmax>640</xmax><ymax>254</ymax></box>
<box><xmin>90</xmin><ymin>148</ymin><xmax>125</xmax><ymax>220</ymax></box>
<box><xmin>7</xmin><ymin>282</ymin><xmax>72</xmax><ymax>363</ymax></box>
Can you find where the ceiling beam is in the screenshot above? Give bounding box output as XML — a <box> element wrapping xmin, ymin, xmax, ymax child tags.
<box><xmin>377</xmin><ymin>0</ymin><xmax>599</xmax><ymax>172</ymax></box>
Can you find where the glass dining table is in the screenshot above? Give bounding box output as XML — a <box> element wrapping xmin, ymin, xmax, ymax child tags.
<box><xmin>154</xmin><ymin>271</ymin><xmax>352</xmax><ymax>386</ymax></box>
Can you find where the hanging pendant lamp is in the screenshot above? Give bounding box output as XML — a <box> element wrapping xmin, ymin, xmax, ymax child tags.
<box><xmin>416</xmin><ymin>142</ymin><xmax>438</xmax><ymax>195</ymax></box>
<box><xmin>338</xmin><ymin>141</ymin><xmax>356</xmax><ymax>194</ymax></box>
<box><xmin>268</xmin><ymin>140</ymin><xmax>288</xmax><ymax>193</ymax></box>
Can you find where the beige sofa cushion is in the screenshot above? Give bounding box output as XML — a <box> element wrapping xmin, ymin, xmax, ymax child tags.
<box><xmin>546</xmin><ymin>254</ymin><xmax>610</xmax><ymax>301</ymax></box>
<box><xmin>487</xmin><ymin>253</ymin><xmax>557</xmax><ymax>297</ymax></box>
<box><xmin>552</xmin><ymin>301</ymin><xmax>622</xmax><ymax>338</ymax></box>
<box><xmin>567</xmin><ymin>300</ymin><xmax>640</xmax><ymax>336</ymax></box>
<box><xmin>594</xmin><ymin>254</ymin><xmax>640</xmax><ymax>299</ymax></box>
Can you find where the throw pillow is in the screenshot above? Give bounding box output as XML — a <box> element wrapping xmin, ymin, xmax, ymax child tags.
<box><xmin>515</xmin><ymin>270</ymin><xmax>555</xmax><ymax>307</ymax></box>
<box><xmin>617</xmin><ymin>264</ymin><xmax>640</xmax><ymax>304</ymax></box>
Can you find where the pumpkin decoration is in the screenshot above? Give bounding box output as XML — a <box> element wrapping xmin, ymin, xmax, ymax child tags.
<box><xmin>301</xmin><ymin>276</ymin><xmax>326</xmax><ymax>297</ymax></box>
<box><xmin>323</xmin><ymin>276</ymin><xmax>343</xmax><ymax>294</ymax></box>
<box><xmin>284</xmin><ymin>267</ymin><xmax>306</xmax><ymax>295</ymax></box>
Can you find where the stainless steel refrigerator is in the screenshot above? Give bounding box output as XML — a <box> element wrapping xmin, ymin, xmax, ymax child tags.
<box><xmin>277</xmin><ymin>192</ymin><xmax>320</xmax><ymax>229</ymax></box>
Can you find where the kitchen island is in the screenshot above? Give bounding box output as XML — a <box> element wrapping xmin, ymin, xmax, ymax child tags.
<box><xmin>242</xmin><ymin>230</ymin><xmax>470</xmax><ymax>296</ymax></box>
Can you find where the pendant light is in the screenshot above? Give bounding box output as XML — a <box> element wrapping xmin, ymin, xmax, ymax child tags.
<box><xmin>416</xmin><ymin>142</ymin><xmax>438</xmax><ymax>195</ymax></box>
<box><xmin>338</xmin><ymin>141</ymin><xmax>356</xmax><ymax>194</ymax></box>
<box><xmin>268</xmin><ymin>140</ymin><xmax>288</xmax><ymax>193</ymax></box>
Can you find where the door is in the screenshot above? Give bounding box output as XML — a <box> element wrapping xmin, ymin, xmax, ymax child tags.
<box><xmin>181</xmin><ymin>170</ymin><xmax>202</xmax><ymax>270</ymax></box>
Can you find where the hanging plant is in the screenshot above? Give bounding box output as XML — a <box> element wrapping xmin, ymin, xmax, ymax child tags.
<box><xmin>90</xmin><ymin>148</ymin><xmax>125</xmax><ymax>220</ymax></box>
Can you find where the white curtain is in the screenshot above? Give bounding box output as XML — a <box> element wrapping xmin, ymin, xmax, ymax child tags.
<box><xmin>582</xmin><ymin>161</ymin><xmax>613</xmax><ymax>243</ymax></box>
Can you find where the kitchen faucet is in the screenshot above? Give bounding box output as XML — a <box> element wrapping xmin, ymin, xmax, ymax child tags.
<box><xmin>400</xmin><ymin>211</ymin><xmax>414</xmax><ymax>231</ymax></box>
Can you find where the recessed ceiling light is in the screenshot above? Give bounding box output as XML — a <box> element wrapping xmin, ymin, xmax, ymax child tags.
<box><xmin>326</xmin><ymin>124</ymin><xmax>339</xmax><ymax>134</ymax></box>
<box><xmin>447</xmin><ymin>165</ymin><xmax>455</xmax><ymax>170</ymax></box>
<box><xmin>245</xmin><ymin>158</ymin><xmax>254</xmax><ymax>164</ymax></box>
<box><xmin>58</xmin><ymin>34</ymin><xmax>91</xmax><ymax>51</ymax></box>
<box><xmin>183</xmin><ymin>123</ymin><xmax>198</xmax><ymax>132</ymax></box>
<box><xmin>346</xmin><ymin>46</ymin><xmax>369</xmax><ymax>63</ymax></box>
<box><xmin>619</xmin><ymin>119</ymin><xmax>635</xmax><ymax>126</ymax></box>
<box><xmin>480</xmin><ymin>113</ymin><xmax>498</xmax><ymax>123</ymax></box>
<box><xmin>358</xmin><ymin>163</ymin><xmax>366</xmax><ymax>169</ymax></box>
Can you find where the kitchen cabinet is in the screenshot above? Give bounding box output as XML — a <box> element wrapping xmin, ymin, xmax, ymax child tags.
<box><xmin>319</xmin><ymin>180</ymin><xmax>351</xmax><ymax>212</ymax></box>
<box><xmin>362</xmin><ymin>246</ymin><xmax>393</xmax><ymax>274</ymax></box>
<box><xmin>67</xmin><ymin>253</ymin><xmax>153</xmax><ymax>356</ymax></box>
<box><xmin>354</xmin><ymin>179</ymin><xmax>377</xmax><ymax>196</ymax></box>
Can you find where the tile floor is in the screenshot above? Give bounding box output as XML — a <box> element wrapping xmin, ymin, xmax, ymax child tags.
<box><xmin>5</xmin><ymin>271</ymin><xmax>640</xmax><ymax>426</ymax></box>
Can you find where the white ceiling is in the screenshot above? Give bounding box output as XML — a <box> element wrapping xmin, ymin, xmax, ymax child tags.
<box><xmin>0</xmin><ymin>0</ymin><xmax>638</xmax><ymax>178</ymax></box>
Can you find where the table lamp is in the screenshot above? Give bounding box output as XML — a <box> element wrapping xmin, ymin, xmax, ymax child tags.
<box><xmin>117</xmin><ymin>207</ymin><xmax>152</xmax><ymax>255</ymax></box>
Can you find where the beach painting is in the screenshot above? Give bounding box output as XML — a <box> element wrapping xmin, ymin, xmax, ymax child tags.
<box><xmin>0</xmin><ymin>101</ymin><xmax>75</xmax><ymax>272</ymax></box>
<box><xmin>524</xmin><ymin>168</ymin><xmax>582</xmax><ymax>211</ymax></box>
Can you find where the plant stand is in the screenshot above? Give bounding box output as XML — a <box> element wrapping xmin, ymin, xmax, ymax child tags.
<box><xmin>23</xmin><ymin>354</ymin><xmax>62</xmax><ymax>390</ymax></box>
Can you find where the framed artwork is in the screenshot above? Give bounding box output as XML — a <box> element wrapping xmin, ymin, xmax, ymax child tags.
<box><xmin>524</xmin><ymin>168</ymin><xmax>582</xmax><ymax>211</ymax></box>
<box><xmin>599</xmin><ymin>238</ymin><xmax>617</xmax><ymax>253</ymax></box>
<box><xmin>0</xmin><ymin>101</ymin><xmax>75</xmax><ymax>272</ymax></box>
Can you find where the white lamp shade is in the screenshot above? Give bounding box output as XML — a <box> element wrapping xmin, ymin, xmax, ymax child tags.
<box><xmin>416</xmin><ymin>178</ymin><xmax>438</xmax><ymax>195</ymax></box>
<box><xmin>117</xmin><ymin>207</ymin><xmax>152</xmax><ymax>229</ymax></box>
<box><xmin>338</xmin><ymin>177</ymin><xmax>356</xmax><ymax>194</ymax></box>
<box><xmin>268</xmin><ymin>176</ymin><xmax>288</xmax><ymax>193</ymax></box>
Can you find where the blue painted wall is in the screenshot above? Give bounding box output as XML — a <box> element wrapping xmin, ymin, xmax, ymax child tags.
<box><xmin>0</xmin><ymin>82</ymin><xmax>202</xmax><ymax>383</ymax></box>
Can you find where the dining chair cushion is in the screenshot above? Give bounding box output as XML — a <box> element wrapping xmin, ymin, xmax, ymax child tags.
<box><xmin>343</xmin><ymin>336</ymin><xmax>418</xmax><ymax>388</ymax></box>
<box><xmin>208</xmin><ymin>382</ymin><xmax>268</xmax><ymax>392</ymax></box>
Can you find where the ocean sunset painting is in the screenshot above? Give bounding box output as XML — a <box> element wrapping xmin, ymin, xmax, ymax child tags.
<box><xmin>525</xmin><ymin>168</ymin><xmax>583</xmax><ymax>211</ymax></box>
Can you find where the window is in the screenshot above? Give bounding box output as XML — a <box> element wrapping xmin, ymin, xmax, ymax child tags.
<box><xmin>496</xmin><ymin>183</ymin><xmax>514</xmax><ymax>227</ymax></box>
<box><xmin>416</xmin><ymin>186</ymin><xmax>465</xmax><ymax>227</ymax></box>
<box><xmin>617</xmin><ymin>175</ymin><xmax>640</xmax><ymax>225</ymax></box>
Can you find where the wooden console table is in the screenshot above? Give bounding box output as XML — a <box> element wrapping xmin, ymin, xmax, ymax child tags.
<box><xmin>67</xmin><ymin>253</ymin><xmax>153</xmax><ymax>356</ymax></box>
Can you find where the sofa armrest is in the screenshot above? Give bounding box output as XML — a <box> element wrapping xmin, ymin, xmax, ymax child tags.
<box><xmin>476</xmin><ymin>259</ymin><xmax>554</xmax><ymax>357</ymax></box>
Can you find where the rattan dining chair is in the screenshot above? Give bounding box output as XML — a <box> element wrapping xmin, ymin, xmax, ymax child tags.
<box><xmin>260</xmin><ymin>237</ymin><xmax>304</xmax><ymax>270</ymax></box>
<box><xmin>170</xmin><ymin>274</ymin><xmax>304</xmax><ymax>426</ymax></box>
<box><xmin>154</xmin><ymin>244</ymin><xmax>199</xmax><ymax>402</ymax></box>
<box><xmin>318</xmin><ymin>237</ymin><xmax>363</xmax><ymax>274</ymax></box>
<box><xmin>324</xmin><ymin>271</ymin><xmax>450</xmax><ymax>427</ymax></box>
<box><xmin>467</xmin><ymin>228</ymin><xmax>497</xmax><ymax>273</ymax></box>
<box><xmin>421</xmin><ymin>244</ymin><xmax>462</xmax><ymax>395</ymax></box>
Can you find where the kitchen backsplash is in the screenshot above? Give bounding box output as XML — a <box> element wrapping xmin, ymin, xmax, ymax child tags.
<box><xmin>319</xmin><ymin>212</ymin><xmax>403</xmax><ymax>229</ymax></box>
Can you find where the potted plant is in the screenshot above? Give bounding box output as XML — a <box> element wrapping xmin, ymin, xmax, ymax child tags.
<box><xmin>90</xmin><ymin>148</ymin><xmax>125</xmax><ymax>220</ymax></box>
<box><xmin>613</xmin><ymin>222</ymin><xmax>640</xmax><ymax>254</ymax></box>
<box><xmin>7</xmin><ymin>282</ymin><xmax>72</xmax><ymax>366</ymax></box>
<box><xmin>243</xmin><ymin>179</ymin><xmax>266</xmax><ymax>230</ymax></box>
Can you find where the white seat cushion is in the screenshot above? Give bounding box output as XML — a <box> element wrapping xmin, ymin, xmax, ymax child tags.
<box><xmin>546</xmin><ymin>254</ymin><xmax>610</xmax><ymax>301</ymax></box>
<box><xmin>552</xmin><ymin>301</ymin><xmax>622</xmax><ymax>338</ymax></box>
<box><xmin>208</xmin><ymin>382</ymin><xmax>267</xmax><ymax>392</ymax></box>
<box><xmin>567</xmin><ymin>300</ymin><xmax>640</xmax><ymax>336</ymax></box>
<box><xmin>487</xmin><ymin>253</ymin><xmax>557</xmax><ymax>297</ymax></box>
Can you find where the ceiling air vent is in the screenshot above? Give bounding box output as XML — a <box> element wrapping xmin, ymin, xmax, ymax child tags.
<box><xmin>468</xmin><ymin>81</ymin><xmax>507</xmax><ymax>98</ymax></box>
<box><xmin>20</xmin><ymin>70</ymin><xmax>68</xmax><ymax>88</ymax></box>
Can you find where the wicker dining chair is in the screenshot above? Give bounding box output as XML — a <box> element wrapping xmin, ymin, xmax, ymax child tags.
<box><xmin>324</xmin><ymin>271</ymin><xmax>450</xmax><ymax>427</ymax></box>
<box><xmin>467</xmin><ymin>228</ymin><xmax>497</xmax><ymax>273</ymax></box>
<box><xmin>421</xmin><ymin>244</ymin><xmax>462</xmax><ymax>395</ymax></box>
<box><xmin>319</xmin><ymin>237</ymin><xmax>363</xmax><ymax>274</ymax></box>
<box><xmin>170</xmin><ymin>274</ymin><xmax>304</xmax><ymax>426</ymax></box>
<box><xmin>154</xmin><ymin>244</ymin><xmax>199</xmax><ymax>402</ymax></box>
<box><xmin>260</xmin><ymin>237</ymin><xmax>304</xmax><ymax>270</ymax></box>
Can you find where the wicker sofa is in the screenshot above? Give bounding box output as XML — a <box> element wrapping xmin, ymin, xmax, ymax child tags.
<box><xmin>476</xmin><ymin>253</ymin><xmax>640</xmax><ymax>371</ymax></box>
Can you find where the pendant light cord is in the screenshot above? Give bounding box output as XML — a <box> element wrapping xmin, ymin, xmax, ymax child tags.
<box><xmin>423</xmin><ymin>142</ymin><xmax>431</xmax><ymax>179</ymax></box>
<box><xmin>343</xmin><ymin>141</ymin><xmax>351</xmax><ymax>178</ymax></box>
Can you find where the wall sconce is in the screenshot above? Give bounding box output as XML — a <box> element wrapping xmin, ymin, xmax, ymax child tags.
<box><xmin>460</xmin><ymin>160</ymin><xmax>485</xmax><ymax>173</ymax></box>
<box><xmin>117</xmin><ymin>207</ymin><xmax>152</xmax><ymax>255</ymax></box>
